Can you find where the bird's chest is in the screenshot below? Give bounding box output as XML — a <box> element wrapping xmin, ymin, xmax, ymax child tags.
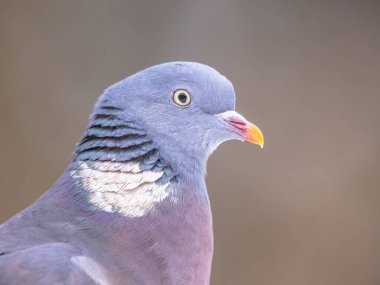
<box><xmin>71</xmin><ymin>160</ymin><xmax>213</xmax><ymax>284</ymax></box>
<box><xmin>104</xmin><ymin>195</ymin><xmax>213</xmax><ymax>285</ymax></box>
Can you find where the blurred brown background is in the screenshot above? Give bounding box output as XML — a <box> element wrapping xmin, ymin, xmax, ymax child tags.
<box><xmin>1</xmin><ymin>1</ymin><xmax>379</xmax><ymax>284</ymax></box>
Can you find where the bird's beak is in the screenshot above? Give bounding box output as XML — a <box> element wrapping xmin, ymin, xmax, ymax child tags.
<box><xmin>216</xmin><ymin>110</ymin><xmax>264</xmax><ymax>148</ymax></box>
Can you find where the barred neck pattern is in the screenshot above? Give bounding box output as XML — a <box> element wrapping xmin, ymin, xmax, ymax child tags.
<box><xmin>70</xmin><ymin>103</ymin><xmax>178</xmax><ymax>217</ymax></box>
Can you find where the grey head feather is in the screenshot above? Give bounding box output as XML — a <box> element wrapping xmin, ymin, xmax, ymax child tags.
<box><xmin>84</xmin><ymin>62</ymin><xmax>236</xmax><ymax>178</ymax></box>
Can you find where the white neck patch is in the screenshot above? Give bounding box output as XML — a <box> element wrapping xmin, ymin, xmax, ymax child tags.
<box><xmin>71</xmin><ymin>160</ymin><xmax>176</xmax><ymax>218</ymax></box>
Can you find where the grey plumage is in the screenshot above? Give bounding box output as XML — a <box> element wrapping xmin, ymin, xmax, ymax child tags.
<box><xmin>0</xmin><ymin>62</ymin><xmax>263</xmax><ymax>285</ymax></box>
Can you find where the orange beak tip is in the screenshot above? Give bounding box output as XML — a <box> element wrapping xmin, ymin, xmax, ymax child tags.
<box><xmin>247</xmin><ymin>124</ymin><xmax>264</xmax><ymax>149</ymax></box>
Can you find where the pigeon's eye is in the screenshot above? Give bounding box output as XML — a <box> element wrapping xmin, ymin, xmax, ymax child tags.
<box><xmin>173</xmin><ymin>89</ymin><xmax>191</xmax><ymax>106</ymax></box>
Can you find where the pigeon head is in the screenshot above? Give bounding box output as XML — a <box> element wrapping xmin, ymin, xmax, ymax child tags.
<box><xmin>77</xmin><ymin>62</ymin><xmax>263</xmax><ymax>181</ymax></box>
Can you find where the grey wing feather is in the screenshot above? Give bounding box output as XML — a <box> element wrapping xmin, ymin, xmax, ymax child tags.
<box><xmin>0</xmin><ymin>243</ymin><xmax>96</xmax><ymax>285</ymax></box>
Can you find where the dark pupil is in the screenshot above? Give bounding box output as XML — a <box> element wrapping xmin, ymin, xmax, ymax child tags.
<box><xmin>178</xmin><ymin>93</ymin><xmax>188</xmax><ymax>103</ymax></box>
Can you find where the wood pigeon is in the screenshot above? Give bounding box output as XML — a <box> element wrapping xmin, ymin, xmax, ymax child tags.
<box><xmin>0</xmin><ymin>62</ymin><xmax>264</xmax><ymax>285</ymax></box>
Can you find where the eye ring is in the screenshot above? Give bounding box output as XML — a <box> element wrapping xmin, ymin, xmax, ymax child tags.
<box><xmin>173</xmin><ymin>89</ymin><xmax>191</xmax><ymax>106</ymax></box>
